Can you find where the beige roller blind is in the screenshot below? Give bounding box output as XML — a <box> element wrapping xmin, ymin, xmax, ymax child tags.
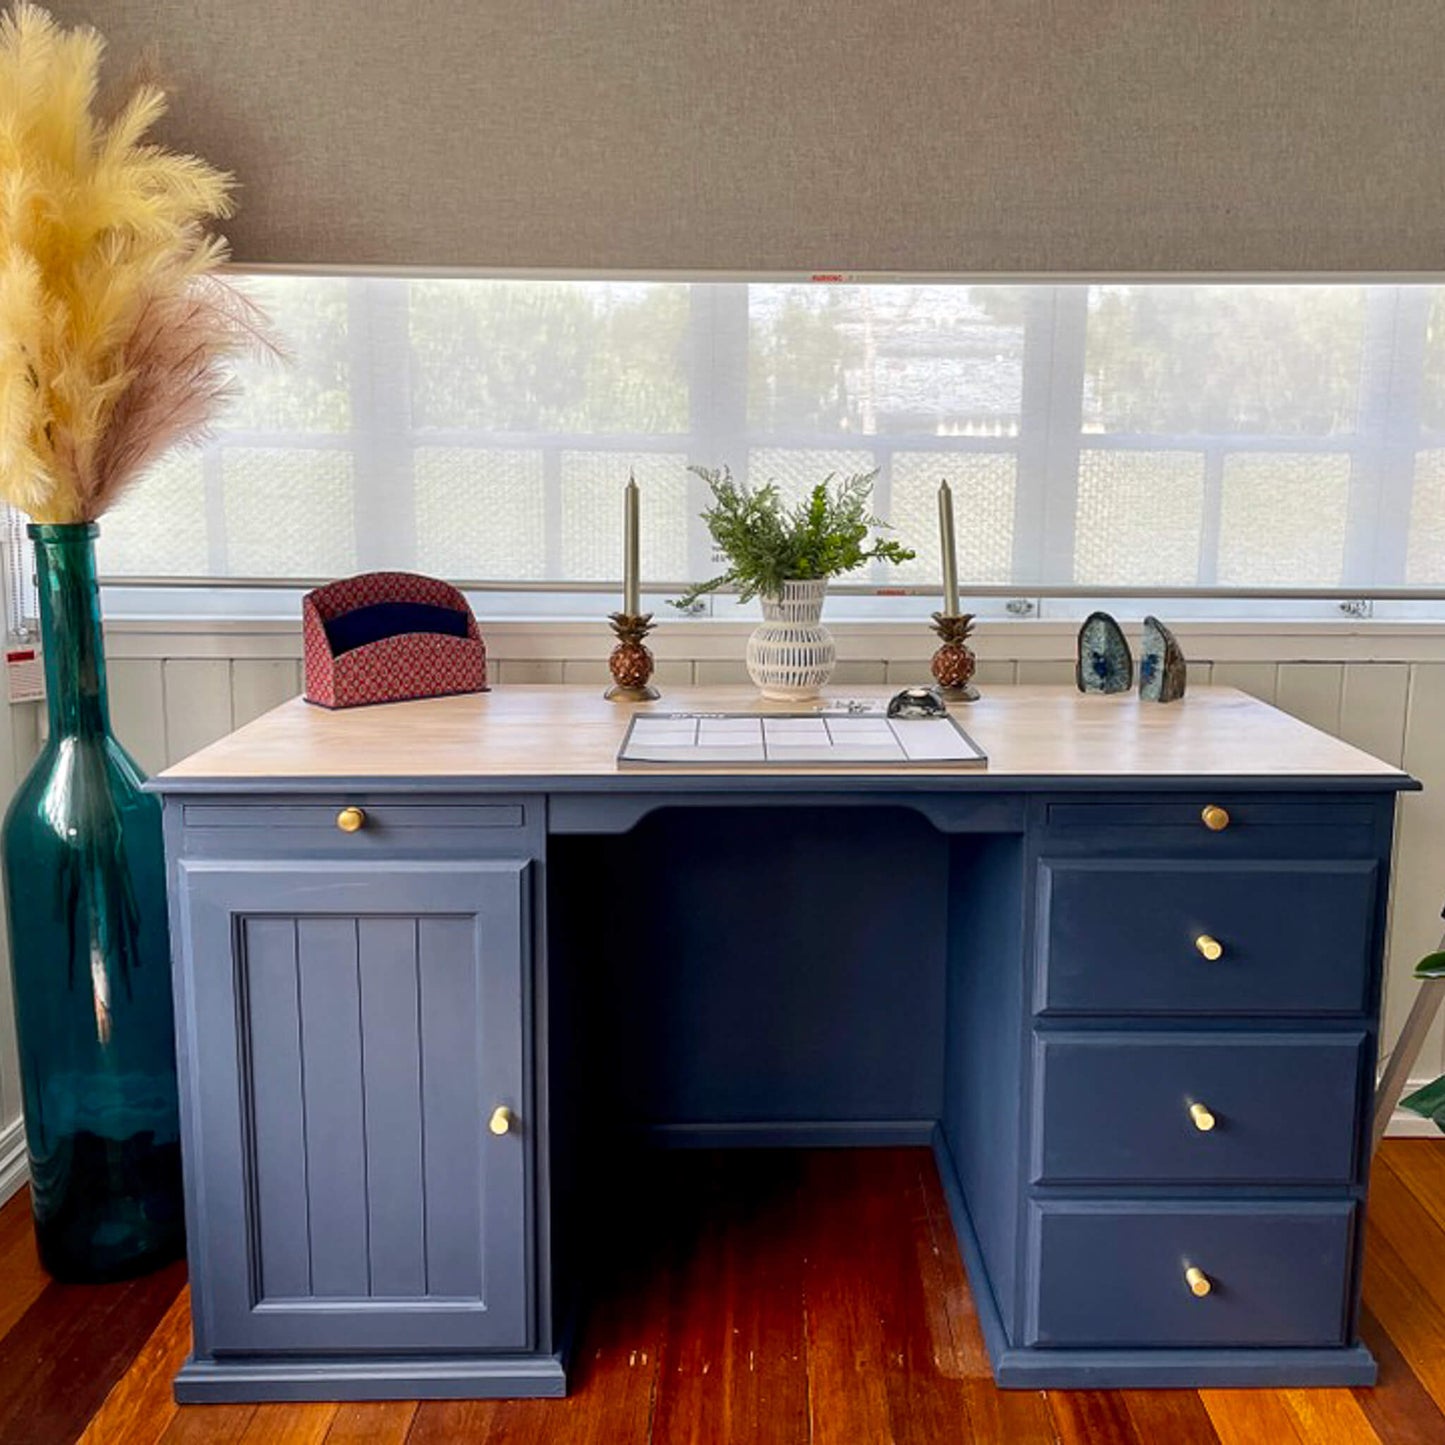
<box><xmin>50</xmin><ymin>1</ymin><xmax>1445</xmax><ymax>274</ymax></box>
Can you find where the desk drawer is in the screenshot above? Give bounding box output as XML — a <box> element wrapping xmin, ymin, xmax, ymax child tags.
<box><xmin>1041</xmin><ymin>797</ymin><xmax>1381</xmax><ymax>860</ymax></box>
<box><xmin>1032</xmin><ymin>1032</ymin><xmax>1367</xmax><ymax>1185</ymax></box>
<box><xmin>184</xmin><ymin>799</ymin><xmax>526</xmax><ymax>831</ymax></box>
<box><xmin>179</xmin><ymin>797</ymin><xmax>535</xmax><ymax>858</ymax></box>
<box><xmin>1036</xmin><ymin>858</ymin><xmax>1377</xmax><ymax>1016</ymax></box>
<box><xmin>1046</xmin><ymin>800</ymin><xmax>1377</xmax><ymax>830</ymax></box>
<box><xmin>1027</xmin><ymin>1201</ymin><xmax>1355</xmax><ymax>1348</ymax></box>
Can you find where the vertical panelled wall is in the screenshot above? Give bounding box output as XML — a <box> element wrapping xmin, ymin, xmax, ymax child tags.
<box><xmin>1</xmin><ymin>627</ymin><xmax>1442</xmax><ymax>1204</ymax></box>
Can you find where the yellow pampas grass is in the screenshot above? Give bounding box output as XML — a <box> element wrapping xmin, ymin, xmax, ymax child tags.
<box><xmin>0</xmin><ymin>3</ymin><xmax>275</xmax><ymax>523</ymax></box>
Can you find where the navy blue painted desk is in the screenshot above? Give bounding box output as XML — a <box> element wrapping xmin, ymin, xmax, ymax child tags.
<box><xmin>152</xmin><ymin>684</ymin><xmax>1416</xmax><ymax>1401</ymax></box>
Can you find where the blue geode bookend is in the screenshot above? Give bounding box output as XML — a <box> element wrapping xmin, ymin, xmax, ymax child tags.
<box><xmin>1139</xmin><ymin>615</ymin><xmax>1187</xmax><ymax>702</ymax></box>
<box><xmin>1076</xmin><ymin>612</ymin><xmax>1133</xmax><ymax>693</ymax></box>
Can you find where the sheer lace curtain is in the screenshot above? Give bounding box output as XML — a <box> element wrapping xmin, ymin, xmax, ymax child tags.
<box><xmin>10</xmin><ymin>279</ymin><xmax>1445</xmax><ymax>628</ymax></box>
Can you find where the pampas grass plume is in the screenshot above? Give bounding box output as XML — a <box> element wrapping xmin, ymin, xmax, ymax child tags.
<box><xmin>0</xmin><ymin>3</ymin><xmax>276</xmax><ymax>523</ymax></box>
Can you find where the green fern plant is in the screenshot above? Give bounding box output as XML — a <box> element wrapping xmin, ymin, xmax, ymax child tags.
<box><xmin>674</xmin><ymin>465</ymin><xmax>915</xmax><ymax>610</ymax></box>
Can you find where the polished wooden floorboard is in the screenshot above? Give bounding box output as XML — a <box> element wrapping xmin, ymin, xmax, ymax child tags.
<box><xmin>3</xmin><ymin>1142</ymin><xmax>1445</xmax><ymax>1444</ymax></box>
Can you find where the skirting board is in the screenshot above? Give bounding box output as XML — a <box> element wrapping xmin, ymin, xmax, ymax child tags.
<box><xmin>1386</xmin><ymin>1108</ymin><xmax>1444</xmax><ymax>1139</ymax></box>
<box><xmin>0</xmin><ymin>1116</ymin><xmax>25</xmax><ymax>1207</ymax></box>
<box><xmin>1384</xmin><ymin>1076</ymin><xmax>1445</xmax><ymax>1140</ymax></box>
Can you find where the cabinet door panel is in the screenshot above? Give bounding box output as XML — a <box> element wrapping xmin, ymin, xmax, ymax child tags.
<box><xmin>178</xmin><ymin>859</ymin><xmax>531</xmax><ymax>1356</ymax></box>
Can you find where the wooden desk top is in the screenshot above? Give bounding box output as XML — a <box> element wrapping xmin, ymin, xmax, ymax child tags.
<box><xmin>156</xmin><ymin>684</ymin><xmax>1414</xmax><ymax>788</ymax></box>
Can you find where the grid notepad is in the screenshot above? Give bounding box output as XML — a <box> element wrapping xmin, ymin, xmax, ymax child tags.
<box><xmin>617</xmin><ymin>712</ymin><xmax>987</xmax><ymax>768</ymax></box>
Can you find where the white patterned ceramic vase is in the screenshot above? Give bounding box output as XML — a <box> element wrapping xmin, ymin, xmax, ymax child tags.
<box><xmin>746</xmin><ymin>578</ymin><xmax>837</xmax><ymax>701</ymax></box>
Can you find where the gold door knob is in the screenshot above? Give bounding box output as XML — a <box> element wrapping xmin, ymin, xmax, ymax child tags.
<box><xmin>1185</xmin><ymin>1266</ymin><xmax>1212</xmax><ymax>1297</ymax></box>
<box><xmin>1194</xmin><ymin>934</ymin><xmax>1224</xmax><ymax>962</ymax></box>
<box><xmin>1201</xmin><ymin>804</ymin><xmax>1231</xmax><ymax>832</ymax></box>
<box><xmin>336</xmin><ymin>806</ymin><xmax>366</xmax><ymax>833</ymax></box>
<box><xmin>1189</xmin><ymin>1102</ymin><xmax>1216</xmax><ymax>1132</ymax></box>
<box><xmin>489</xmin><ymin>1106</ymin><xmax>515</xmax><ymax>1136</ymax></box>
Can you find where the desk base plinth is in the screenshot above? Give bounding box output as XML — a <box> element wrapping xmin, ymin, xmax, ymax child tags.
<box><xmin>174</xmin><ymin>1352</ymin><xmax>569</xmax><ymax>1403</ymax></box>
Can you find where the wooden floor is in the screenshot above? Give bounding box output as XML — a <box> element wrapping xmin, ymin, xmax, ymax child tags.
<box><xmin>4</xmin><ymin>1143</ymin><xmax>1445</xmax><ymax>1444</ymax></box>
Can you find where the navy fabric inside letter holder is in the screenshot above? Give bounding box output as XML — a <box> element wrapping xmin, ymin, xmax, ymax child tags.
<box><xmin>322</xmin><ymin>600</ymin><xmax>471</xmax><ymax>657</ymax></box>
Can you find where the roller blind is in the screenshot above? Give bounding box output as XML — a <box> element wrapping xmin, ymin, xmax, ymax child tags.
<box><xmin>48</xmin><ymin>1</ymin><xmax>1445</xmax><ymax>274</ymax></box>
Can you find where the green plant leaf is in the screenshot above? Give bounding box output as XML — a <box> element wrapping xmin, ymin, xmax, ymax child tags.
<box><xmin>1413</xmin><ymin>950</ymin><xmax>1445</xmax><ymax>979</ymax></box>
<box><xmin>1401</xmin><ymin>1075</ymin><xmax>1445</xmax><ymax>1130</ymax></box>
<box><xmin>672</xmin><ymin>464</ymin><xmax>916</xmax><ymax>610</ymax></box>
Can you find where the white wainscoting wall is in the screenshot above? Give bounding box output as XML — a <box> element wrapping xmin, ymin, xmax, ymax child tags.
<box><xmin>2</xmin><ymin>615</ymin><xmax>1444</xmax><ymax>1202</ymax></box>
<box><xmin>0</xmin><ymin>677</ymin><xmax>39</xmax><ymax>1202</ymax></box>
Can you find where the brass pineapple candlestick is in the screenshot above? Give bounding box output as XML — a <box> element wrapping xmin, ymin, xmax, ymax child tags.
<box><xmin>605</xmin><ymin>612</ymin><xmax>660</xmax><ymax>701</ymax></box>
<box><xmin>930</xmin><ymin>612</ymin><xmax>980</xmax><ymax>701</ymax></box>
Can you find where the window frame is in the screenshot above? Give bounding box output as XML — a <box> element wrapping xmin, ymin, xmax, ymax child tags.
<box><xmin>10</xmin><ymin>275</ymin><xmax>1445</xmax><ymax>638</ymax></box>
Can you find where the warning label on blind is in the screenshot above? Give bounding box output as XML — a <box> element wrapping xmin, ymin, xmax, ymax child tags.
<box><xmin>5</xmin><ymin>648</ymin><xmax>43</xmax><ymax>705</ymax></box>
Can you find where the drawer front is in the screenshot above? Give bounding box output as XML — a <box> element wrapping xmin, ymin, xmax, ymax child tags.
<box><xmin>179</xmin><ymin>796</ymin><xmax>538</xmax><ymax>859</ymax></box>
<box><xmin>1045</xmin><ymin>800</ymin><xmax>1378</xmax><ymax>832</ymax></box>
<box><xmin>1033</xmin><ymin>1032</ymin><xmax>1367</xmax><ymax>1185</ymax></box>
<box><xmin>1041</xmin><ymin>797</ymin><xmax>1382</xmax><ymax>860</ymax></box>
<box><xmin>1037</xmin><ymin>858</ymin><xmax>1378</xmax><ymax>1016</ymax></box>
<box><xmin>1027</xmin><ymin>1202</ymin><xmax>1356</xmax><ymax>1348</ymax></box>
<box><xmin>184</xmin><ymin>801</ymin><xmax>526</xmax><ymax>830</ymax></box>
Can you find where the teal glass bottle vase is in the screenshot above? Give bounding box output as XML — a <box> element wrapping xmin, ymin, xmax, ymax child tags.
<box><xmin>2</xmin><ymin>523</ymin><xmax>183</xmax><ymax>1280</ymax></box>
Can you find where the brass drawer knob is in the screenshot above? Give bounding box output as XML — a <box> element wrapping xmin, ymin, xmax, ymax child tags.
<box><xmin>1185</xmin><ymin>1266</ymin><xmax>1213</xmax><ymax>1297</ymax></box>
<box><xmin>1201</xmin><ymin>804</ymin><xmax>1231</xmax><ymax>832</ymax></box>
<box><xmin>1194</xmin><ymin>934</ymin><xmax>1224</xmax><ymax>962</ymax></box>
<box><xmin>336</xmin><ymin>806</ymin><xmax>366</xmax><ymax>833</ymax></box>
<box><xmin>1189</xmin><ymin>1102</ymin><xmax>1216</xmax><ymax>1132</ymax></box>
<box><xmin>489</xmin><ymin>1105</ymin><xmax>516</xmax><ymax>1136</ymax></box>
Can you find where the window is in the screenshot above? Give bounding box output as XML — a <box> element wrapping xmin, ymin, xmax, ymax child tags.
<box><xmin>18</xmin><ymin>278</ymin><xmax>1445</xmax><ymax>624</ymax></box>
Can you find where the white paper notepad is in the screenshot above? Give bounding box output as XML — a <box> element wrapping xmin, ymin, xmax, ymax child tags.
<box><xmin>617</xmin><ymin>712</ymin><xmax>988</xmax><ymax>768</ymax></box>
